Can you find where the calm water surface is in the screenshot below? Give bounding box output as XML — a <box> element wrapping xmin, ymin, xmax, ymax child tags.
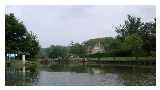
<box><xmin>6</xmin><ymin>64</ymin><xmax>156</xmax><ymax>86</ymax></box>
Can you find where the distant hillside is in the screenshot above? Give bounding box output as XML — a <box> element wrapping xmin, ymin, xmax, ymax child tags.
<box><xmin>83</xmin><ymin>37</ymin><xmax>114</xmax><ymax>49</ymax></box>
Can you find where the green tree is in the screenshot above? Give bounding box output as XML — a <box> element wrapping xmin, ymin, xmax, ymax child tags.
<box><xmin>140</xmin><ymin>19</ymin><xmax>156</xmax><ymax>56</ymax></box>
<box><xmin>46</xmin><ymin>45</ymin><xmax>68</xmax><ymax>58</ymax></box>
<box><xmin>115</xmin><ymin>14</ymin><xmax>156</xmax><ymax>56</ymax></box>
<box><xmin>5</xmin><ymin>13</ymin><xmax>40</xmax><ymax>58</ymax></box>
<box><xmin>123</xmin><ymin>33</ymin><xmax>143</xmax><ymax>56</ymax></box>
<box><xmin>69</xmin><ymin>42</ymin><xmax>86</xmax><ymax>57</ymax></box>
<box><xmin>115</xmin><ymin>15</ymin><xmax>143</xmax><ymax>41</ymax></box>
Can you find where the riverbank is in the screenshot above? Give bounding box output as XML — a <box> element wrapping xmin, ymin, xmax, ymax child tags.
<box><xmin>45</xmin><ymin>57</ymin><xmax>155</xmax><ymax>65</ymax></box>
<box><xmin>87</xmin><ymin>57</ymin><xmax>155</xmax><ymax>61</ymax></box>
<box><xmin>86</xmin><ymin>57</ymin><xmax>156</xmax><ymax>65</ymax></box>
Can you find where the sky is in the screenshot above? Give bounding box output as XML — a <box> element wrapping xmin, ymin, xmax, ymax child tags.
<box><xmin>5</xmin><ymin>5</ymin><xmax>155</xmax><ymax>48</ymax></box>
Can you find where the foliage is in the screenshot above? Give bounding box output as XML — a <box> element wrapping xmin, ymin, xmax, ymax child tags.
<box><xmin>122</xmin><ymin>33</ymin><xmax>143</xmax><ymax>56</ymax></box>
<box><xmin>69</xmin><ymin>42</ymin><xmax>87</xmax><ymax>57</ymax></box>
<box><xmin>140</xmin><ymin>19</ymin><xmax>156</xmax><ymax>56</ymax></box>
<box><xmin>38</xmin><ymin>48</ymin><xmax>48</xmax><ymax>58</ymax></box>
<box><xmin>115</xmin><ymin>15</ymin><xmax>143</xmax><ymax>40</ymax></box>
<box><xmin>26</xmin><ymin>61</ymin><xmax>39</xmax><ymax>73</ymax></box>
<box><xmin>115</xmin><ymin>15</ymin><xmax>156</xmax><ymax>56</ymax></box>
<box><xmin>5</xmin><ymin>13</ymin><xmax>40</xmax><ymax>59</ymax></box>
<box><xmin>46</xmin><ymin>45</ymin><xmax>69</xmax><ymax>58</ymax></box>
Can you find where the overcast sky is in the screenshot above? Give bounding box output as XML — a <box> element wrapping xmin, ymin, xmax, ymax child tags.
<box><xmin>6</xmin><ymin>5</ymin><xmax>155</xmax><ymax>48</ymax></box>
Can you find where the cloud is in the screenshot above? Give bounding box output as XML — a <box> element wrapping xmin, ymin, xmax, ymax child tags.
<box><xmin>6</xmin><ymin>5</ymin><xmax>155</xmax><ymax>47</ymax></box>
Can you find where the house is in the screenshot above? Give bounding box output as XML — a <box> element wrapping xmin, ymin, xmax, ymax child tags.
<box><xmin>87</xmin><ymin>42</ymin><xmax>105</xmax><ymax>54</ymax></box>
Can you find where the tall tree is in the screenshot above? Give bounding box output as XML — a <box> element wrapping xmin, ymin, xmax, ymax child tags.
<box><xmin>115</xmin><ymin>14</ymin><xmax>156</xmax><ymax>56</ymax></box>
<box><xmin>140</xmin><ymin>19</ymin><xmax>156</xmax><ymax>55</ymax></box>
<box><xmin>5</xmin><ymin>13</ymin><xmax>40</xmax><ymax>58</ymax></box>
<box><xmin>115</xmin><ymin>15</ymin><xmax>143</xmax><ymax>41</ymax></box>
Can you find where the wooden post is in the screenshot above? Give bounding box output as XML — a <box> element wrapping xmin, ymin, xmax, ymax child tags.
<box><xmin>22</xmin><ymin>55</ymin><xmax>25</xmax><ymax>73</ymax></box>
<box><xmin>22</xmin><ymin>55</ymin><xmax>26</xmax><ymax>84</ymax></box>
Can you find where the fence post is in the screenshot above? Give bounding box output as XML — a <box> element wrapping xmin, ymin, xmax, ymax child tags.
<box><xmin>22</xmin><ymin>55</ymin><xmax>25</xmax><ymax>73</ymax></box>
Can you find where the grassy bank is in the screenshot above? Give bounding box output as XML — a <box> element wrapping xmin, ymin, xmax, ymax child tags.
<box><xmin>86</xmin><ymin>57</ymin><xmax>156</xmax><ymax>65</ymax></box>
<box><xmin>87</xmin><ymin>57</ymin><xmax>155</xmax><ymax>61</ymax></box>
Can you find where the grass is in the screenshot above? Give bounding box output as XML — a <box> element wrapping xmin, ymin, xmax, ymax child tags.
<box><xmin>87</xmin><ymin>57</ymin><xmax>155</xmax><ymax>61</ymax></box>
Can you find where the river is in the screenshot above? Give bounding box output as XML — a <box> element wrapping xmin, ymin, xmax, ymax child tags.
<box><xmin>5</xmin><ymin>64</ymin><xmax>156</xmax><ymax>86</ymax></box>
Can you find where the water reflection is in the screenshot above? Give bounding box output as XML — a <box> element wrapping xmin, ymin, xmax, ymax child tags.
<box><xmin>6</xmin><ymin>64</ymin><xmax>156</xmax><ymax>86</ymax></box>
<box><xmin>5</xmin><ymin>63</ymin><xmax>39</xmax><ymax>86</ymax></box>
